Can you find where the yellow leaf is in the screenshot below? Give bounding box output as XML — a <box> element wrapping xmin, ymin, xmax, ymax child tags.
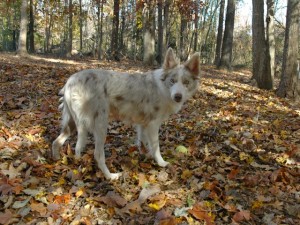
<box><xmin>181</xmin><ymin>170</ymin><xmax>193</xmax><ymax>180</ymax></box>
<box><xmin>148</xmin><ymin>202</ymin><xmax>161</xmax><ymax>210</ymax></box>
<box><xmin>25</xmin><ymin>134</ymin><xmax>35</xmax><ymax>142</ymax></box>
<box><xmin>252</xmin><ymin>200</ymin><xmax>263</xmax><ymax>210</ymax></box>
<box><xmin>76</xmin><ymin>188</ymin><xmax>84</xmax><ymax>198</ymax></box>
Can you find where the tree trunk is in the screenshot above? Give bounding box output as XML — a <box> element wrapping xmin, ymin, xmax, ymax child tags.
<box><xmin>164</xmin><ymin>0</ymin><xmax>171</xmax><ymax>50</ymax></box>
<box><xmin>218</xmin><ymin>0</ymin><xmax>235</xmax><ymax>70</ymax></box>
<box><xmin>143</xmin><ymin>0</ymin><xmax>155</xmax><ymax>65</ymax></box>
<box><xmin>265</xmin><ymin>0</ymin><xmax>275</xmax><ymax>89</ymax></box>
<box><xmin>179</xmin><ymin>15</ymin><xmax>187</xmax><ymax>61</ymax></box>
<box><xmin>98</xmin><ymin>0</ymin><xmax>104</xmax><ymax>60</ymax></box>
<box><xmin>214</xmin><ymin>0</ymin><xmax>225</xmax><ymax>66</ymax></box>
<box><xmin>29</xmin><ymin>0</ymin><xmax>34</xmax><ymax>53</ymax></box>
<box><xmin>66</xmin><ymin>0</ymin><xmax>73</xmax><ymax>57</ymax></box>
<box><xmin>193</xmin><ymin>0</ymin><xmax>199</xmax><ymax>52</ymax></box>
<box><xmin>111</xmin><ymin>0</ymin><xmax>120</xmax><ymax>61</ymax></box>
<box><xmin>157</xmin><ymin>0</ymin><xmax>163</xmax><ymax>65</ymax></box>
<box><xmin>276</xmin><ymin>0</ymin><xmax>300</xmax><ymax>100</ymax></box>
<box><xmin>252</xmin><ymin>0</ymin><xmax>273</xmax><ymax>89</ymax></box>
<box><xmin>79</xmin><ymin>0</ymin><xmax>83</xmax><ymax>53</ymax></box>
<box><xmin>17</xmin><ymin>0</ymin><xmax>28</xmax><ymax>55</ymax></box>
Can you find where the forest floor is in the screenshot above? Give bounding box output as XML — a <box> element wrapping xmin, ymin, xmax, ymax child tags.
<box><xmin>0</xmin><ymin>53</ymin><xmax>299</xmax><ymax>225</ymax></box>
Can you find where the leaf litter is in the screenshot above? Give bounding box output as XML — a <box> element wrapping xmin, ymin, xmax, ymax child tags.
<box><xmin>0</xmin><ymin>53</ymin><xmax>299</xmax><ymax>224</ymax></box>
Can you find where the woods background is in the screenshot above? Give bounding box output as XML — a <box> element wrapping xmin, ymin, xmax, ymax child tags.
<box><xmin>0</xmin><ymin>0</ymin><xmax>299</xmax><ymax>99</ymax></box>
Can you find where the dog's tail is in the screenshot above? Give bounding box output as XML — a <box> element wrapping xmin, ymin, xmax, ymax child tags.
<box><xmin>58</xmin><ymin>86</ymin><xmax>65</xmax><ymax>111</ymax></box>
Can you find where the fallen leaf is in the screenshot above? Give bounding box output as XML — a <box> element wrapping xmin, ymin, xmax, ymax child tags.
<box><xmin>232</xmin><ymin>210</ymin><xmax>251</xmax><ymax>222</ymax></box>
<box><xmin>0</xmin><ymin>209</ymin><xmax>13</xmax><ymax>225</ymax></box>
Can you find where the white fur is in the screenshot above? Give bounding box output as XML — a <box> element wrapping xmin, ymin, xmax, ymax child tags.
<box><xmin>52</xmin><ymin>48</ymin><xmax>200</xmax><ymax>180</ymax></box>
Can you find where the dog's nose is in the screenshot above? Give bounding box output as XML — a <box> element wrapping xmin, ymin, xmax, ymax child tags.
<box><xmin>174</xmin><ymin>93</ymin><xmax>182</xmax><ymax>102</ymax></box>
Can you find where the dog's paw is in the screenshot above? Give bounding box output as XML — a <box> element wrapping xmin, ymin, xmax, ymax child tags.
<box><xmin>158</xmin><ymin>160</ymin><xmax>169</xmax><ymax>167</ymax></box>
<box><xmin>106</xmin><ymin>172</ymin><xmax>122</xmax><ymax>180</ymax></box>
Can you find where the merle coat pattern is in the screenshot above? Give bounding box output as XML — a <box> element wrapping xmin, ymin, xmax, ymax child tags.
<box><xmin>52</xmin><ymin>48</ymin><xmax>200</xmax><ymax>180</ymax></box>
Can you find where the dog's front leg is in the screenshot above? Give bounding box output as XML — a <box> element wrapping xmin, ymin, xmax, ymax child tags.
<box><xmin>143</xmin><ymin>122</ymin><xmax>169</xmax><ymax>167</ymax></box>
<box><xmin>93</xmin><ymin>121</ymin><xmax>121</xmax><ymax>180</ymax></box>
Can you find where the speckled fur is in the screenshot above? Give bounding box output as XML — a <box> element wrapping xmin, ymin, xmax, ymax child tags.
<box><xmin>52</xmin><ymin>48</ymin><xmax>200</xmax><ymax>180</ymax></box>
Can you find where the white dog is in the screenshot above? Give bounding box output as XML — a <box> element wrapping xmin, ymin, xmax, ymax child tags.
<box><xmin>52</xmin><ymin>48</ymin><xmax>200</xmax><ymax>180</ymax></box>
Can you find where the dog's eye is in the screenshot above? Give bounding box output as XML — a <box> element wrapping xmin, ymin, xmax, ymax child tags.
<box><xmin>183</xmin><ymin>80</ymin><xmax>190</xmax><ymax>85</ymax></box>
<box><xmin>170</xmin><ymin>79</ymin><xmax>175</xmax><ymax>84</ymax></box>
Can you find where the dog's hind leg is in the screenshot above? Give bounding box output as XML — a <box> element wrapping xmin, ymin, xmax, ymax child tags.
<box><xmin>143</xmin><ymin>122</ymin><xmax>169</xmax><ymax>167</ymax></box>
<box><xmin>52</xmin><ymin>108</ymin><xmax>76</xmax><ymax>160</ymax></box>
<box><xmin>136</xmin><ymin>125</ymin><xmax>149</xmax><ymax>153</ymax></box>
<box><xmin>75</xmin><ymin>125</ymin><xmax>88</xmax><ymax>158</ymax></box>
<box><xmin>93</xmin><ymin>109</ymin><xmax>121</xmax><ymax>180</ymax></box>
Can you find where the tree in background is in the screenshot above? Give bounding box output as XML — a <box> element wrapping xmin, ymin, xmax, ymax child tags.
<box><xmin>218</xmin><ymin>0</ymin><xmax>235</xmax><ymax>70</ymax></box>
<box><xmin>214</xmin><ymin>0</ymin><xmax>225</xmax><ymax>66</ymax></box>
<box><xmin>66</xmin><ymin>0</ymin><xmax>73</xmax><ymax>58</ymax></box>
<box><xmin>111</xmin><ymin>0</ymin><xmax>120</xmax><ymax>60</ymax></box>
<box><xmin>28</xmin><ymin>0</ymin><xmax>34</xmax><ymax>53</ymax></box>
<box><xmin>276</xmin><ymin>0</ymin><xmax>300</xmax><ymax>100</ymax></box>
<box><xmin>251</xmin><ymin>0</ymin><xmax>274</xmax><ymax>90</ymax></box>
<box><xmin>143</xmin><ymin>0</ymin><xmax>155</xmax><ymax>65</ymax></box>
<box><xmin>17</xmin><ymin>0</ymin><xmax>28</xmax><ymax>56</ymax></box>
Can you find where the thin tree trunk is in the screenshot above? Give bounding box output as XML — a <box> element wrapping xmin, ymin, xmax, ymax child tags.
<box><xmin>264</xmin><ymin>0</ymin><xmax>275</xmax><ymax>89</ymax></box>
<box><xmin>66</xmin><ymin>0</ymin><xmax>73</xmax><ymax>57</ymax></box>
<box><xmin>79</xmin><ymin>0</ymin><xmax>83</xmax><ymax>53</ymax></box>
<box><xmin>98</xmin><ymin>1</ymin><xmax>104</xmax><ymax>60</ymax></box>
<box><xmin>214</xmin><ymin>0</ymin><xmax>225</xmax><ymax>65</ymax></box>
<box><xmin>218</xmin><ymin>0</ymin><xmax>235</xmax><ymax>70</ymax></box>
<box><xmin>157</xmin><ymin>0</ymin><xmax>163</xmax><ymax>65</ymax></box>
<box><xmin>143</xmin><ymin>0</ymin><xmax>155</xmax><ymax>65</ymax></box>
<box><xmin>17</xmin><ymin>0</ymin><xmax>28</xmax><ymax>55</ymax></box>
<box><xmin>193</xmin><ymin>0</ymin><xmax>199</xmax><ymax>52</ymax></box>
<box><xmin>111</xmin><ymin>0</ymin><xmax>120</xmax><ymax>60</ymax></box>
<box><xmin>276</xmin><ymin>0</ymin><xmax>300</xmax><ymax>100</ymax></box>
<box><xmin>29</xmin><ymin>0</ymin><xmax>34</xmax><ymax>53</ymax></box>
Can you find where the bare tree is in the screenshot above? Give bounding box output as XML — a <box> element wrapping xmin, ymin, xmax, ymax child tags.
<box><xmin>157</xmin><ymin>0</ymin><xmax>163</xmax><ymax>65</ymax></box>
<box><xmin>214</xmin><ymin>0</ymin><xmax>225</xmax><ymax>66</ymax></box>
<box><xmin>143</xmin><ymin>0</ymin><xmax>155</xmax><ymax>65</ymax></box>
<box><xmin>17</xmin><ymin>0</ymin><xmax>28</xmax><ymax>55</ymax></box>
<box><xmin>111</xmin><ymin>0</ymin><xmax>120</xmax><ymax>60</ymax></box>
<box><xmin>251</xmin><ymin>0</ymin><xmax>274</xmax><ymax>89</ymax></box>
<box><xmin>66</xmin><ymin>0</ymin><xmax>73</xmax><ymax>57</ymax></box>
<box><xmin>276</xmin><ymin>0</ymin><xmax>300</xmax><ymax>100</ymax></box>
<box><xmin>218</xmin><ymin>0</ymin><xmax>235</xmax><ymax>70</ymax></box>
<box><xmin>29</xmin><ymin>0</ymin><xmax>34</xmax><ymax>53</ymax></box>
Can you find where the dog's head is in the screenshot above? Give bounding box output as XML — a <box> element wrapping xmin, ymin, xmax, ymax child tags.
<box><xmin>161</xmin><ymin>48</ymin><xmax>200</xmax><ymax>103</ymax></box>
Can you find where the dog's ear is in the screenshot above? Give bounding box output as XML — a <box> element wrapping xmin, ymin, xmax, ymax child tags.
<box><xmin>163</xmin><ymin>48</ymin><xmax>178</xmax><ymax>70</ymax></box>
<box><xmin>184</xmin><ymin>52</ymin><xmax>200</xmax><ymax>77</ymax></box>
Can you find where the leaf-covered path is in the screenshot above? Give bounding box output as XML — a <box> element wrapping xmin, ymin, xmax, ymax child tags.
<box><xmin>0</xmin><ymin>54</ymin><xmax>299</xmax><ymax>224</ymax></box>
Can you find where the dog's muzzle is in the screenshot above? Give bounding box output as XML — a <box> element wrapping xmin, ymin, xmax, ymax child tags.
<box><xmin>174</xmin><ymin>93</ymin><xmax>182</xmax><ymax>102</ymax></box>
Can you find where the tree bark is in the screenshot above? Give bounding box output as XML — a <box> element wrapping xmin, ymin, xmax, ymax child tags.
<box><xmin>157</xmin><ymin>0</ymin><xmax>163</xmax><ymax>65</ymax></box>
<box><xmin>218</xmin><ymin>0</ymin><xmax>235</xmax><ymax>70</ymax></box>
<box><xmin>214</xmin><ymin>0</ymin><xmax>225</xmax><ymax>66</ymax></box>
<box><xmin>143</xmin><ymin>0</ymin><xmax>155</xmax><ymax>65</ymax></box>
<box><xmin>111</xmin><ymin>0</ymin><xmax>120</xmax><ymax>60</ymax></box>
<box><xmin>29</xmin><ymin>0</ymin><xmax>34</xmax><ymax>53</ymax></box>
<box><xmin>276</xmin><ymin>0</ymin><xmax>300</xmax><ymax>100</ymax></box>
<box><xmin>252</xmin><ymin>0</ymin><xmax>274</xmax><ymax>89</ymax></box>
<box><xmin>79</xmin><ymin>0</ymin><xmax>83</xmax><ymax>53</ymax></box>
<box><xmin>17</xmin><ymin>0</ymin><xmax>28</xmax><ymax>55</ymax></box>
<box><xmin>66</xmin><ymin>0</ymin><xmax>73</xmax><ymax>57</ymax></box>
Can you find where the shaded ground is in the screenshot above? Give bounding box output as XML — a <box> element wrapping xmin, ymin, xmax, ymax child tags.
<box><xmin>0</xmin><ymin>53</ymin><xmax>299</xmax><ymax>224</ymax></box>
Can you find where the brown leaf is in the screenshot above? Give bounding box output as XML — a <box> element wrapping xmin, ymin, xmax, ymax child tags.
<box><xmin>97</xmin><ymin>191</ymin><xmax>127</xmax><ymax>208</ymax></box>
<box><xmin>188</xmin><ymin>204</ymin><xmax>215</xmax><ymax>225</ymax></box>
<box><xmin>232</xmin><ymin>210</ymin><xmax>251</xmax><ymax>222</ymax></box>
<box><xmin>30</xmin><ymin>202</ymin><xmax>47</xmax><ymax>216</ymax></box>
<box><xmin>0</xmin><ymin>209</ymin><xmax>13</xmax><ymax>225</ymax></box>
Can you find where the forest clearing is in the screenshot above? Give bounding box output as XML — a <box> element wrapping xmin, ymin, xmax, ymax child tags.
<box><xmin>0</xmin><ymin>53</ymin><xmax>299</xmax><ymax>224</ymax></box>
